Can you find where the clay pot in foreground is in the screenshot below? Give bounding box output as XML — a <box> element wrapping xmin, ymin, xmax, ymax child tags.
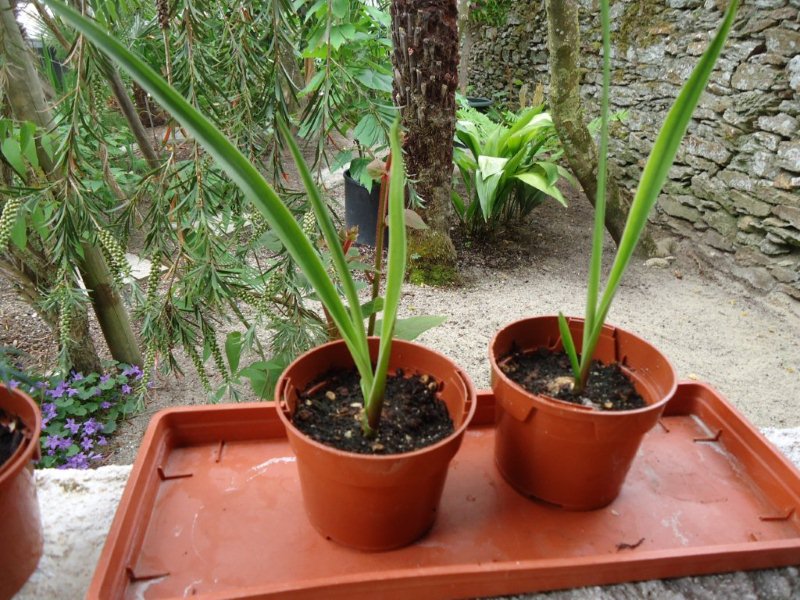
<box><xmin>0</xmin><ymin>384</ymin><xmax>43</xmax><ymax>599</ymax></box>
<box><xmin>490</xmin><ymin>316</ymin><xmax>677</xmax><ymax>510</ymax></box>
<box><xmin>276</xmin><ymin>338</ymin><xmax>477</xmax><ymax>551</ymax></box>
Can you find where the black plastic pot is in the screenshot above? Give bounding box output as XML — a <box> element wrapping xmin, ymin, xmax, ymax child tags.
<box><xmin>466</xmin><ymin>96</ymin><xmax>493</xmax><ymax>113</ymax></box>
<box><xmin>343</xmin><ymin>169</ymin><xmax>386</xmax><ymax>248</ymax></box>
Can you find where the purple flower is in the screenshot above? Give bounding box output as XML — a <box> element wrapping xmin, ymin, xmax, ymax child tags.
<box><xmin>62</xmin><ymin>452</ymin><xmax>90</xmax><ymax>469</ymax></box>
<box><xmin>83</xmin><ymin>418</ymin><xmax>102</xmax><ymax>436</ymax></box>
<box><xmin>64</xmin><ymin>418</ymin><xmax>81</xmax><ymax>435</ymax></box>
<box><xmin>81</xmin><ymin>437</ymin><xmax>94</xmax><ymax>451</ymax></box>
<box><xmin>121</xmin><ymin>384</ymin><xmax>132</xmax><ymax>394</ymax></box>
<box><xmin>100</xmin><ymin>401</ymin><xmax>112</xmax><ymax>409</ymax></box>
<box><xmin>72</xmin><ymin>372</ymin><xmax>83</xmax><ymax>381</ymax></box>
<box><xmin>41</xmin><ymin>403</ymin><xmax>57</xmax><ymax>427</ymax></box>
<box><xmin>99</xmin><ymin>374</ymin><xmax>111</xmax><ymax>385</ymax></box>
<box><xmin>66</xmin><ymin>387</ymin><xmax>79</xmax><ymax>397</ymax></box>
<box><xmin>93</xmin><ymin>388</ymin><xmax>102</xmax><ymax>396</ymax></box>
<box><xmin>97</xmin><ymin>436</ymin><xmax>107</xmax><ymax>446</ymax></box>
<box><xmin>46</xmin><ymin>381</ymin><xmax>68</xmax><ymax>399</ymax></box>
<box><xmin>122</xmin><ymin>365</ymin><xmax>143</xmax><ymax>379</ymax></box>
<box><xmin>44</xmin><ymin>435</ymin><xmax>64</xmax><ymax>451</ymax></box>
<box><xmin>57</xmin><ymin>437</ymin><xmax>72</xmax><ymax>450</ymax></box>
<box><xmin>8</xmin><ymin>379</ymin><xmax>20</xmax><ymax>389</ymax></box>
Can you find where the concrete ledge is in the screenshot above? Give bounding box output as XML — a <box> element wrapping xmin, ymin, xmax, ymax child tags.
<box><xmin>16</xmin><ymin>429</ymin><xmax>800</xmax><ymax>599</ymax></box>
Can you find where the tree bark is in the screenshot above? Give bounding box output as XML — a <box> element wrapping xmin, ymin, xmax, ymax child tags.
<box><xmin>457</xmin><ymin>0</ymin><xmax>471</xmax><ymax>95</ymax></box>
<box><xmin>545</xmin><ymin>0</ymin><xmax>657</xmax><ymax>256</ymax></box>
<box><xmin>391</xmin><ymin>0</ymin><xmax>459</xmax><ymax>281</ymax></box>
<box><xmin>0</xmin><ymin>0</ymin><xmax>142</xmax><ymax>368</ymax></box>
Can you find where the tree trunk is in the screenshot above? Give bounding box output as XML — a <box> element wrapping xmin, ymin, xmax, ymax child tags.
<box><xmin>0</xmin><ymin>0</ymin><xmax>142</xmax><ymax>368</ymax></box>
<box><xmin>545</xmin><ymin>0</ymin><xmax>657</xmax><ymax>256</ymax></box>
<box><xmin>457</xmin><ymin>0</ymin><xmax>471</xmax><ymax>95</ymax></box>
<box><xmin>391</xmin><ymin>0</ymin><xmax>459</xmax><ymax>283</ymax></box>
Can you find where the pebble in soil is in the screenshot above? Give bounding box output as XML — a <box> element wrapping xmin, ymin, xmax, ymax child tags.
<box><xmin>500</xmin><ymin>347</ymin><xmax>646</xmax><ymax>411</ymax></box>
<box><xmin>292</xmin><ymin>368</ymin><xmax>454</xmax><ymax>454</ymax></box>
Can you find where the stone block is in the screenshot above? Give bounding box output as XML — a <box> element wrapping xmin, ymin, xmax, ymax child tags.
<box><xmin>773</xmin><ymin>173</ymin><xmax>800</xmax><ymax>190</ymax></box>
<box><xmin>683</xmin><ymin>136</ymin><xmax>732</xmax><ymax>165</ymax></box>
<box><xmin>659</xmin><ymin>196</ymin><xmax>702</xmax><ymax>222</ymax></box>
<box><xmin>738</xmin><ymin>215</ymin><xmax>763</xmax><ymax>232</ymax></box>
<box><xmin>730</xmin><ymin>264</ymin><xmax>776</xmax><ymax>292</ymax></box>
<box><xmin>731</xmin><ymin>63</ymin><xmax>780</xmax><ymax>91</ymax></box>
<box><xmin>704</xmin><ymin>208</ymin><xmax>738</xmax><ymax>237</ymax></box>
<box><xmin>757</xmin><ymin>114</ymin><xmax>799</xmax><ymax>138</ymax></box>
<box><xmin>705</xmin><ymin>229</ymin><xmax>735</xmax><ymax>251</ymax></box>
<box><xmin>738</xmin><ymin>231</ymin><xmax>767</xmax><ymax>246</ymax></box>
<box><xmin>789</xmin><ymin>55</ymin><xmax>800</xmax><ymax>93</ymax></box>
<box><xmin>770</xmin><ymin>266</ymin><xmax>798</xmax><ymax>283</ymax></box>
<box><xmin>730</xmin><ymin>190</ymin><xmax>773</xmax><ymax>217</ymax></box>
<box><xmin>760</xmin><ymin>237</ymin><xmax>793</xmax><ymax>255</ymax></box>
<box><xmin>772</xmin><ymin>205</ymin><xmax>800</xmax><ymax>229</ymax></box>
<box><xmin>765</xmin><ymin>28</ymin><xmax>800</xmax><ymax>59</ymax></box>
<box><xmin>777</xmin><ymin>141</ymin><xmax>800</xmax><ymax>173</ymax></box>
<box><xmin>719</xmin><ymin>169</ymin><xmax>759</xmax><ymax>193</ymax></box>
<box><xmin>768</xmin><ymin>226</ymin><xmax>800</xmax><ymax>247</ymax></box>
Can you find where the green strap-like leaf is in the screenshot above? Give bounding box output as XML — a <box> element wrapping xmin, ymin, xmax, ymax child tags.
<box><xmin>364</xmin><ymin>118</ymin><xmax>406</xmax><ymax>433</ymax></box>
<box><xmin>584</xmin><ymin>0</ymin><xmax>740</xmax><ymax>370</ymax></box>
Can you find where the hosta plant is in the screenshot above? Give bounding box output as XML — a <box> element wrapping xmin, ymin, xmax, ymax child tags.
<box><xmin>47</xmin><ymin>0</ymin><xmax>407</xmax><ymax>437</ymax></box>
<box><xmin>452</xmin><ymin>104</ymin><xmax>572</xmax><ymax>234</ymax></box>
<box><xmin>558</xmin><ymin>0</ymin><xmax>739</xmax><ymax>392</ymax></box>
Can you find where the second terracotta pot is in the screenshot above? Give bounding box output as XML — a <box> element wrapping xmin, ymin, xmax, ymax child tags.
<box><xmin>490</xmin><ymin>316</ymin><xmax>677</xmax><ymax>510</ymax></box>
<box><xmin>0</xmin><ymin>384</ymin><xmax>43</xmax><ymax>599</ymax></box>
<box><xmin>276</xmin><ymin>338</ymin><xmax>477</xmax><ymax>551</ymax></box>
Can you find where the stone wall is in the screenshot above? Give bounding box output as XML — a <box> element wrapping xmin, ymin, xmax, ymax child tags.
<box><xmin>466</xmin><ymin>0</ymin><xmax>800</xmax><ymax>299</ymax></box>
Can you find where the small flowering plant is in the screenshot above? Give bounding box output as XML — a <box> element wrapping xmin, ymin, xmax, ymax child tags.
<box><xmin>0</xmin><ymin>355</ymin><xmax>143</xmax><ymax>468</ymax></box>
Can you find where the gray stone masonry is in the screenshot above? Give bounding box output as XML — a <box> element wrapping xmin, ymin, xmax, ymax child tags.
<box><xmin>467</xmin><ymin>0</ymin><xmax>800</xmax><ymax>299</ymax></box>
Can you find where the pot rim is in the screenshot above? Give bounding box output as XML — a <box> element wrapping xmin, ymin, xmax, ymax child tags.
<box><xmin>276</xmin><ymin>337</ymin><xmax>477</xmax><ymax>461</ymax></box>
<box><xmin>0</xmin><ymin>384</ymin><xmax>42</xmax><ymax>483</ymax></box>
<box><xmin>489</xmin><ymin>315</ymin><xmax>677</xmax><ymax>417</ymax></box>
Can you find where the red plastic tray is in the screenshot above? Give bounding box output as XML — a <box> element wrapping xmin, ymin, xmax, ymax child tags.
<box><xmin>88</xmin><ymin>382</ymin><xmax>800</xmax><ymax>599</ymax></box>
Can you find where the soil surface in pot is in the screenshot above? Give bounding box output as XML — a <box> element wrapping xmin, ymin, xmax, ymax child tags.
<box><xmin>293</xmin><ymin>369</ymin><xmax>454</xmax><ymax>454</ymax></box>
<box><xmin>0</xmin><ymin>409</ymin><xmax>25</xmax><ymax>467</ymax></box>
<box><xmin>500</xmin><ymin>348</ymin><xmax>645</xmax><ymax>411</ymax></box>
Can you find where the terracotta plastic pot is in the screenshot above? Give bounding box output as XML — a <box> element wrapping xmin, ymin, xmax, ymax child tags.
<box><xmin>0</xmin><ymin>384</ymin><xmax>43</xmax><ymax>599</ymax></box>
<box><xmin>276</xmin><ymin>338</ymin><xmax>477</xmax><ymax>551</ymax></box>
<box><xmin>490</xmin><ymin>316</ymin><xmax>677</xmax><ymax>510</ymax></box>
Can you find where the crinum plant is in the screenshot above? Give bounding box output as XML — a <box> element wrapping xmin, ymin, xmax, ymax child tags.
<box><xmin>559</xmin><ymin>0</ymin><xmax>739</xmax><ymax>392</ymax></box>
<box><xmin>46</xmin><ymin>0</ymin><xmax>407</xmax><ymax>437</ymax></box>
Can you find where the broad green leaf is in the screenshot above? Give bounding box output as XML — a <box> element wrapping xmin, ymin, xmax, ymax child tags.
<box><xmin>515</xmin><ymin>170</ymin><xmax>567</xmax><ymax>206</ymax></box>
<box><xmin>10</xmin><ymin>207</ymin><xmax>26</xmax><ymax>250</ymax></box>
<box><xmin>478</xmin><ymin>155</ymin><xmax>508</xmax><ymax>178</ymax></box>
<box><xmin>225</xmin><ymin>331</ymin><xmax>243</xmax><ymax>374</ymax></box>
<box><xmin>1</xmin><ymin>138</ymin><xmax>27</xmax><ymax>177</ymax></box>
<box><xmin>364</xmin><ymin>5</ymin><xmax>390</xmax><ymax>26</ymax></box>
<box><xmin>354</xmin><ymin>69</ymin><xmax>393</xmax><ymax>92</ymax></box>
<box><xmin>329</xmin><ymin>24</ymin><xmax>356</xmax><ymax>49</ymax></box>
<box><xmin>352</xmin><ymin>113</ymin><xmax>384</xmax><ymax>150</ymax></box>
<box><xmin>332</xmin><ymin>0</ymin><xmax>348</xmax><ymax>18</ymax></box>
<box><xmin>374</xmin><ymin>315</ymin><xmax>447</xmax><ymax>341</ymax></box>
<box><xmin>19</xmin><ymin>122</ymin><xmax>38</xmax><ymax>169</ymax></box>
<box><xmin>475</xmin><ymin>171</ymin><xmax>501</xmax><ymax>221</ymax></box>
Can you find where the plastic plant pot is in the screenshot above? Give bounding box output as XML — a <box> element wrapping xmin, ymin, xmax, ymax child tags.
<box><xmin>0</xmin><ymin>384</ymin><xmax>43</xmax><ymax>599</ymax></box>
<box><xmin>343</xmin><ymin>169</ymin><xmax>386</xmax><ymax>247</ymax></box>
<box><xmin>489</xmin><ymin>315</ymin><xmax>677</xmax><ymax>510</ymax></box>
<box><xmin>276</xmin><ymin>337</ymin><xmax>477</xmax><ymax>551</ymax></box>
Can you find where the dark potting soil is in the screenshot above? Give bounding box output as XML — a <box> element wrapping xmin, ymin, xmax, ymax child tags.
<box><xmin>499</xmin><ymin>347</ymin><xmax>646</xmax><ymax>411</ymax></box>
<box><xmin>0</xmin><ymin>409</ymin><xmax>25</xmax><ymax>468</ymax></box>
<box><xmin>292</xmin><ymin>368</ymin><xmax>454</xmax><ymax>454</ymax></box>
